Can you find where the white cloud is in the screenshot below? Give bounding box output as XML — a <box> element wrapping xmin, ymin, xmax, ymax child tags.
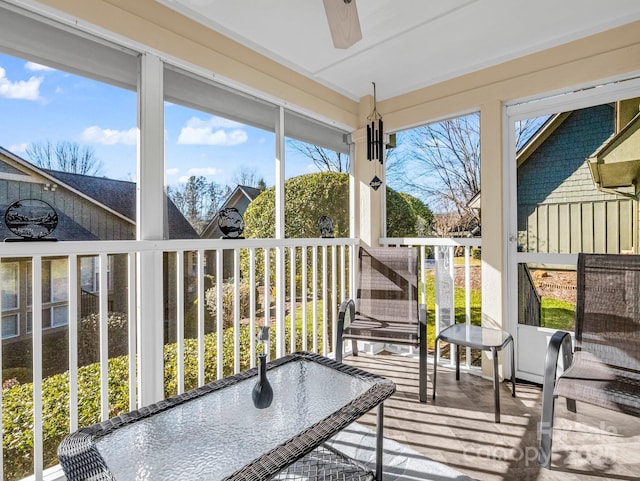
<box><xmin>8</xmin><ymin>143</ymin><xmax>28</xmax><ymax>153</ymax></box>
<box><xmin>81</xmin><ymin>126</ymin><xmax>137</xmax><ymax>145</ymax></box>
<box><xmin>25</xmin><ymin>62</ymin><xmax>55</xmax><ymax>72</ymax></box>
<box><xmin>177</xmin><ymin>167</ymin><xmax>223</xmax><ymax>183</ymax></box>
<box><xmin>177</xmin><ymin>116</ymin><xmax>248</xmax><ymax>146</ymax></box>
<box><xmin>0</xmin><ymin>67</ymin><xmax>42</xmax><ymax>100</ymax></box>
<box><xmin>166</xmin><ymin>168</ymin><xmax>179</xmax><ymax>175</ymax></box>
<box><xmin>186</xmin><ymin>167</ymin><xmax>221</xmax><ymax>176</ymax></box>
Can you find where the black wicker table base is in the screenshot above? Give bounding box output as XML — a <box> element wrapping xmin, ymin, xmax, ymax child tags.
<box><xmin>272</xmin><ymin>444</ymin><xmax>374</xmax><ymax>481</ymax></box>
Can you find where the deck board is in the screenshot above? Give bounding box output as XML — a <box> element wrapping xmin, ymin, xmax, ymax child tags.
<box><xmin>344</xmin><ymin>352</ymin><xmax>640</xmax><ymax>481</ymax></box>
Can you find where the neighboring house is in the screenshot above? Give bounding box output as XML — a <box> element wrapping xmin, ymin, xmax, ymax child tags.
<box><xmin>201</xmin><ymin>185</ymin><xmax>261</xmax><ymax>239</ymax></box>
<box><xmin>517</xmin><ymin>100</ymin><xmax>638</xmax><ymax>254</ymax></box>
<box><xmin>473</xmin><ymin>99</ymin><xmax>639</xmax><ymax>254</ymax></box>
<box><xmin>201</xmin><ymin>184</ymin><xmax>262</xmax><ymax>281</ymax></box>
<box><xmin>0</xmin><ymin>147</ymin><xmax>197</xmax><ymax>374</ymax></box>
<box><xmin>587</xmin><ymin>98</ymin><xmax>640</xmax><ymax>211</ymax></box>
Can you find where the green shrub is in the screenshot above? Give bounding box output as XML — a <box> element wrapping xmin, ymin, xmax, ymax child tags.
<box><xmin>204</xmin><ymin>282</ymin><xmax>254</xmax><ymax>329</ymax></box>
<box><xmin>78</xmin><ymin>312</ymin><xmax>129</xmax><ymax>366</ymax></box>
<box><xmin>471</xmin><ymin>247</ymin><xmax>482</xmax><ymax>260</ymax></box>
<box><xmin>1</xmin><ymin>367</ymin><xmax>31</xmax><ymax>385</ymax></box>
<box><xmin>242</xmin><ymin>172</ymin><xmax>432</xmax><ymax>282</ymax></box>
<box><xmin>2</xmin><ymin>355</ymin><xmax>130</xmax><ymax>480</ymax></box>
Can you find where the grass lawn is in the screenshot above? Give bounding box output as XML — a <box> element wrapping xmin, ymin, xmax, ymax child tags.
<box><xmin>420</xmin><ymin>273</ymin><xmax>482</xmax><ymax>348</ymax></box>
<box><xmin>453</xmin><ymin>256</ymin><xmax>482</xmax><ymax>266</ymax></box>
<box><xmin>285</xmin><ymin>273</ymin><xmax>482</xmax><ymax>352</ymax></box>
<box><xmin>540</xmin><ymin>297</ymin><xmax>575</xmax><ymax>331</ymax></box>
<box><xmin>285</xmin><ymin>269</ymin><xmax>574</xmax><ymax>354</ymax></box>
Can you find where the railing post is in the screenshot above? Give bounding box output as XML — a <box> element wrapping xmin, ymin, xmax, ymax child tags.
<box><xmin>249</xmin><ymin>248</ymin><xmax>257</xmax><ymax>368</ymax></box>
<box><xmin>99</xmin><ymin>253</ymin><xmax>110</xmax><ymax>421</ymax></box>
<box><xmin>233</xmin><ymin>248</ymin><xmax>241</xmax><ymax>373</ymax></box>
<box><xmin>32</xmin><ymin>257</ymin><xmax>44</xmax><ymax>478</ymax></box>
<box><xmin>198</xmin><ymin>250</ymin><xmax>206</xmax><ymax>384</ymax></box>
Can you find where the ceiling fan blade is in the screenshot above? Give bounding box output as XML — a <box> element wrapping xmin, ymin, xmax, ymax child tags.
<box><xmin>323</xmin><ymin>0</ymin><xmax>362</xmax><ymax>49</ymax></box>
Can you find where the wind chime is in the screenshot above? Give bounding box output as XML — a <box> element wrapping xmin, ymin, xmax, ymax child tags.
<box><xmin>367</xmin><ymin>82</ymin><xmax>384</xmax><ymax>190</ymax></box>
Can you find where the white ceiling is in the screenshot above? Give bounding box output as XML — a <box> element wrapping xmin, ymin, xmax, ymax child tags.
<box><xmin>156</xmin><ymin>0</ymin><xmax>640</xmax><ymax>101</ymax></box>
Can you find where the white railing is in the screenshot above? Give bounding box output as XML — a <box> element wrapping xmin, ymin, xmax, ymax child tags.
<box><xmin>0</xmin><ymin>237</ymin><xmax>357</xmax><ymax>481</ymax></box>
<box><xmin>1</xmin><ymin>236</ymin><xmax>482</xmax><ymax>481</ymax></box>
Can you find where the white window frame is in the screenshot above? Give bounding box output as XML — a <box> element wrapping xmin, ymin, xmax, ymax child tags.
<box><xmin>1</xmin><ymin>261</ymin><xmax>20</xmax><ymax>339</ymax></box>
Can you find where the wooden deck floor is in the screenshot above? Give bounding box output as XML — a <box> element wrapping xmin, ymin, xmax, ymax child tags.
<box><xmin>343</xmin><ymin>352</ymin><xmax>640</xmax><ymax>481</ymax></box>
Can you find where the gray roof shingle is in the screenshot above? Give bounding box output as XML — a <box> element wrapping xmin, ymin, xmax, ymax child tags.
<box><xmin>44</xmin><ymin>170</ymin><xmax>198</xmax><ymax>239</ymax></box>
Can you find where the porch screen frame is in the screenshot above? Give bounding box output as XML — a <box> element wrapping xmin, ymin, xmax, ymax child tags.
<box><xmin>504</xmin><ymin>73</ymin><xmax>640</xmax><ymax>381</ymax></box>
<box><xmin>0</xmin><ymin>2</ymin><xmax>138</xmax><ymax>91</ymax></box>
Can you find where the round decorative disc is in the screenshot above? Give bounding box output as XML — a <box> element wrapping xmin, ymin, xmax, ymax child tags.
<box><xmin>4</xmin><ymin>199</ymin><xmax>58</xmax><ymax>239</ymax></box>
<box><xmin>218</xmin><ymin>207</ymin><xmax>245</xmax><ymax>238</ymax></box>
<box><xmin>318</xmin><ymin>215</ymin><xmax>334</xmax><ymax>238</ymax></box>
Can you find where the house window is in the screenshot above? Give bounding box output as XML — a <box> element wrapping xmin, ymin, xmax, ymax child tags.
<box><xmin>80</xmin><ymin>256</ymin><xmax>113</xmax><ymax>294</ymax></box>
<box><xmin>2</xmin><ymin>314</ymin><xmax>19</xmax><ymax>339</ymax></box>
<box><xmin>1</xmin><ymin>262</ymin><xmax>20</xmax><ymax>339</ymax></box>
<box><xmin>25</xmin><ymin>259</ymin><xmax>70</xmax><ymax>331</ymax></box>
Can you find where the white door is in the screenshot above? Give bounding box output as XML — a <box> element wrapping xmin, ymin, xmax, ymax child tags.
<box><xmin>506</xmin><ymin>78</ymin><xmax>640</xmax><ymax>383</ymax></box>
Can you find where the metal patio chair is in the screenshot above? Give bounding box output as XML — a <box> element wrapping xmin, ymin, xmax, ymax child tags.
<box><xmin>336</xmin><ymin>246</ymin><xmax>428</xmax><ymax>402</ymax></box>
<box><xmin>539</xmin><ymin>253</ymin><xmax>640</xmax><ymax>467</ymax></box>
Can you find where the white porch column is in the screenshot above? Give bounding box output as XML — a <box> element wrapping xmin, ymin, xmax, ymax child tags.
<box><xmin>137</xmin><ymin>53</ymin><xmax>166</xmax><ymax>405</ymax></box>
<box><xmin>274</xmin><ymin>106</ymin><xmax>286</xmax><ymax>357</ymax></box>
<box><xmin>480</xmin><ymin>100</ymin><xmax>508</xmax><ymax>378</ymax></box>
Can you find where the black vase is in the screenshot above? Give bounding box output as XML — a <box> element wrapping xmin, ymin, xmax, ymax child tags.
<box><xmin>252</xmin><ymin>354</ymin><xmax>273</xmax><ymax>409</ymax></box>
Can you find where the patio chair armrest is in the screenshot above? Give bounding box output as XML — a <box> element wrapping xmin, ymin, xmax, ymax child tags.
<box><xmin>335</xmin><ymin>299</ymin><xmax>355</xmax><ymax>363</ymax></box>
<box><xmin>539</xmin><ymin>330</ymin><xmax>574</xmax><ymax>467</ymax></box>
<box><xmin>338</xmin><ymin>299</ymin><xmax>355</xmax><ymax>332</ymax></box>
<box><xmin>543</xmin><ymin>331</ymin><xmax>574</xmax><ymax>391</ymax></box>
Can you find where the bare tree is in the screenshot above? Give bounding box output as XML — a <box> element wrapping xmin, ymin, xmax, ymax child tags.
<box><xmin>232</xmin><ymin>167</ymin><xmax>266</xmax><ymax>190</ymax></box>
<box><xmin>287</xmin><ymin>140</ymin><xmax>349</xmax><ymax>173</ymax></box>
<box><xmin>168</xmin><ymin>176</ymin><xmax>230</xmax><ymax>234</ymax></box>
<box><xmin>395</xmin><ymin>113</ymin><xmax>546</xmax><ymax>234</ymax></box>
<box><xmin>26</xmin><ymin>140</ymin><xmax>104</xmax><ymax>176</ymax></box>
<box><xmin>401</xmin><ymin>114</ymin><xmax>480</xmax><ymax>222</ymax></box>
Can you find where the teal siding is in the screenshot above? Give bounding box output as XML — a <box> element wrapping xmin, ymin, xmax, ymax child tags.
<box><xmin>516</xmin><ymin>104</ymin><xmax>638</xmax><ymax>254</ymax></box>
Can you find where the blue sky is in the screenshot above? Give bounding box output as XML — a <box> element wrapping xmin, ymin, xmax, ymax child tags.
<box><xmin>0</xmin><ymin>52</ymin><xmax>317</xmax><ymax>188</ymax></box>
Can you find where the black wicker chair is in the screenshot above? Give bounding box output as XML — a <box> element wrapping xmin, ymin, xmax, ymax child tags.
<box><xmin>336</xmin><ymin>246</ymin><xmax>428</xmax><ymax>402</ymax></box>
<box><xmin>539</xmin><ymin>253</ymin><xmax>640</xmax><ymax>467</ymax></box>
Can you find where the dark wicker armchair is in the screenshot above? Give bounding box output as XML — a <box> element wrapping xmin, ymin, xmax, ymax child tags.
<box><xmin>539</xmin><ymin>253</ymin><xmax>640</xmax><ymax>468</ymax></box>
<box><xmin>336</xmin><ymin>247</ymin><xmax>428</xmax><ymax>402</ymax></box>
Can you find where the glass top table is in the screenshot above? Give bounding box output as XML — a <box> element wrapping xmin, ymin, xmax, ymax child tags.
<box><xmin>432</xmin><ymin>324</ymin><xmax>516</xmax><ymax>423</ymax></box>
<box><xmin>58</xmin><ymin>352</ymin><xmax>395</xmax><ymax>481</ymax></box>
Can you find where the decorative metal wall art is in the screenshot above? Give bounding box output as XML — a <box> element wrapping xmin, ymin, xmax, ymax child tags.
<box><xmin>367</xmin><ymin>82</ymin><xmax>384</xmax><ymax>191</ymax></box>
<box><xmin>218</xmin><ymin>207</ymin><xmax>245</xmax><ymax>239</ymax></box>
<box><xmin>4</xmin><ymin>199</ymin><xmax>58</xmax><ymax>241</ymax></box>
<box><xmin>369</xmin><ymin>176</ymin><xmax>382</xmax><ymax>191</ymax></box>
<box><xmin>318</xmin><ymin>215</ymin><xmax>334</xmax><ymax>238</ymax></box>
